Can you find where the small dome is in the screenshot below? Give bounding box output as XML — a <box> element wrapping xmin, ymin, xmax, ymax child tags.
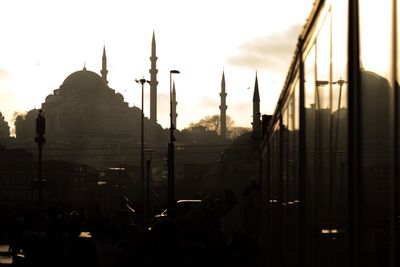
<box><xmin>45</xmin><ymin>94</ymin><xmax>62</xmax><ymax>104</ymax></box>
<box><xmin>115</xmin><ymin>92</ymin><xmax>123</xmax><ymax>100</ymax></box>
<box><xmin>130</xmin><ymin>106</ymin><xmax>141</xmax><ymax>113</ymax></box>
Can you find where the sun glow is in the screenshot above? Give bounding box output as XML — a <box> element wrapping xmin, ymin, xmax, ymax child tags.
<box><xmin>0</xmin><ymin>0</ymin><xmax>315</xmax><ymax>132</ymax></box>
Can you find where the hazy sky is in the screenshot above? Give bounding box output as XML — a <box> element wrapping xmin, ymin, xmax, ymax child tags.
<box><xmin>0</xmin><ymin>0</ymin><xmax>315</xmax><ymax>132</ymax></box>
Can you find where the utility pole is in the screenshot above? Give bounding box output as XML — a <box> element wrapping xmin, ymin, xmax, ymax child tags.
<box><xmin>135</xmin><ymin>78</ymin><xmax>150</xmax><ymax>212</ymax></box>
<box><xmin>168</xmin><ymin>70</ymin><xmax>180</xmax><ymax>218</ymax></box>
<box><xmin>33</xmin><ymin>109</ymin><xmax>46</xmax><ymax>206</ymax></box>
<box><xmin>144</xmin><ymin>148</ymin><xmax>155</xmax><ymax>226</ymax></box>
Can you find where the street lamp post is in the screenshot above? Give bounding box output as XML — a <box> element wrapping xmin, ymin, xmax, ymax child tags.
<box><xmin>143</xmin><ymin>148</ymin><xmax>155</xmax><ymax>225</ymax></box>
<box><xmin>33</xmin><ymin>109</ymin><xmax>46</xmax><ymax>206</ymax></box>
<box><xmin>135</xmin><ymin>77</ymin><xmax>150</xmax><ymax>215</ymax></box>
<box><xmin>168</xmin><ymin>70</ymin><xmax>180</xmax><ymax>218</ymax></box>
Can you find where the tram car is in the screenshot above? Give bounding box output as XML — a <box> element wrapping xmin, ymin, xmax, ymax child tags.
<box><xmin>260</xmin><ymin>0</ymin><xmax>400</xmax><ymax>266</ymax></box>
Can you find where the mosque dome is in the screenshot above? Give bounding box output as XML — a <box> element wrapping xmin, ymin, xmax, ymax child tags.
<box><xmin>61</xmin><ymin>69</ymin><xmax>104</xmax><ymax>92</ymax></box>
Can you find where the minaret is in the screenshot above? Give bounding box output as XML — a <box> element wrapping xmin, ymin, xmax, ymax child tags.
<box><xmin>219</xmin><ymin>70</ymin><xmax>227</xmax><ymax>139</ymax></box>
<box><xmin>149</xmin><ymin>31</ymin><xmax>158</xmax><ymax>125</ymax></box>
<box><xmin>252</xmin><ymin>72</ymin><xmax>261</xmax><ymax>138</ymax></box>
<box><xmin>172</xmin><ymin>81</ymin><xmax>178</xmax><ymax>129</ymax></box>
<box><xmin>101</xmin><ymin>46</ymin><xmax>108</xmax><ymax>84</ymax></box>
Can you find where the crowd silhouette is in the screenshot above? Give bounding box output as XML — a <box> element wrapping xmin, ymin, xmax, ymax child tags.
<box><xmin>2</xmin><ymin>186</ymin><xmax>262</xmax><ymax>267</ymax></box>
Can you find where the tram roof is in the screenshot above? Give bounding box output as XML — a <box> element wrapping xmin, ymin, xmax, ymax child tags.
<box><xmin>266</xmin><ymin>0</ymin><xmax>325</xmax><ymax>136</ymax></box>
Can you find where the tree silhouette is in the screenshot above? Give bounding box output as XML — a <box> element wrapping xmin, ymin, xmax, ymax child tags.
<box><xmin>229</xmin><ymin>126</ymin><xmax>251</xmax><ymax>139</ymax></box>
<box><xmin>188</xmin><ymin>114</ymin><xmax>234</xmax><ymax>134</ymax></box>
<box><xmin>0</xmin><ymin>112</ymin><xmax>10</xmax><ymax>139</ymax></box>
<box><xmin>187</xmin><ymin>114</ymin><xmax>250</xmax><ymax>139</ymax></box>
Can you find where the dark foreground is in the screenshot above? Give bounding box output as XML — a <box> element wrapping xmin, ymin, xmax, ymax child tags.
<box><xmin>2</xmin><ymin>205</ymin><xmax>261</xmax><ymax>267</ymax></box>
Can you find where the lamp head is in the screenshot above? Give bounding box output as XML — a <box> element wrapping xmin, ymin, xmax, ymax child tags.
<box><xmin>170</xmin><ymin>70</ymin><xmax>180</xmax><ymax>74</ymax></box>
<box><xmin>135</xmin><ymin>78</ymin><xmax>149</xmax><ymax>85</ymax></box>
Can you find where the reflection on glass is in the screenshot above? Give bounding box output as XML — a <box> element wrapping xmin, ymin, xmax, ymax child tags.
<box><xmin>360</xmin><ymin>0</ymin><xmax>394</xmax><ymax>266</ymax></box>
<box><xmin>315</xmin><ymin>11</ymin><xmax>332</xmax><ymax>266</ymax></box>
<box><xmin>268</xmin><ymin>123</ymin><xmax>281</xmax><ymax>266</ymax></box>
<box><xmin>316</xmin><ymin>12</ymin><xmax>331</xmax><ymax>110</ymax></box>
<box><xmin>284</xmin><ymin>84</ymin><xmax>300</xmax><ymax>266</ymax></box>
<box><xmin>282</xmin><ymin>106</ymin><xmax>292</xmax><ymax>267</ymax></box>
<box><xmin>294</xmin><ymin>81</ymin><xmax>300</xmax><ymax>206</ymax></box>
<box><xmin>305</xmin><ymin>46</ymin><xmax>316</xmax><ymax>109</ymax></box>
<box><xmin>304</xmin><ymin>43</ymin><xmax>316</xmax><ymax>267</ymax></box>
<box><xmin>330</xmin><ymin>1</ymin><xmax>348</xmax><ymax>265</ymax></box>
<box><xmin>397</xmin><ymin>1</ymin><xmax>400</xmax><ymax>256</ymax></box>
<box><xmin>291</xmin><ymin>82</ymin><xmax>300</xmax><ymax>266</ymax></box>
<box><xmin>304</xmin><ymin>2</ymin><xmax>349</xmax><ymax>265</ymax></box>
<box><xmin>360</xmin><ymin>0</ymin><xmax>392</xmax><ymax>78</ymax></box>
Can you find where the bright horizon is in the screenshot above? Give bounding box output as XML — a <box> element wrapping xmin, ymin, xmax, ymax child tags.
<box><xmin>0</xmin><ymin>0</ymin><xmax>315</xmax><ymax>133</ymax></box>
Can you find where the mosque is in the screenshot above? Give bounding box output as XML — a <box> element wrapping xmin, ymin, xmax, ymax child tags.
<box><xmin>0</xmin><ymin>30</ymin><xmax>269</xmax><ymax>209</ymax></box>
<box><xmin>9</xmin><ymin>31</ymin><xmax>264</xmax><ymax>196</ymax></box>
<box><xmin>13</xmin><ymin>33</ymin><xmax>169</xmax><ymax>169</ymax></box>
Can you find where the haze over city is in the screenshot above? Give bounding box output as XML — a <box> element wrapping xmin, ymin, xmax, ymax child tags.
<box><xmin>2</xmin><ymin>0</ymin><xmax>400</xmax><ymax>266</ymax></box>
<box><xmin>0</xmin><ymin>0</ymin><xmax>314</xmax><ymax>131</ymax></box>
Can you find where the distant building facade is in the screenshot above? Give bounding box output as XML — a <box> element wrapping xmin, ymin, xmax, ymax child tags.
<box><xmin>0</xmin><ymin>147</ymin><xmax>98</xmax><ymax>210</ymax></box>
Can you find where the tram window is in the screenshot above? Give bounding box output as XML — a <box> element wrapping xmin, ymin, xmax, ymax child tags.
<box><xmin>304</xmin><ymin>43</ymin><xmax>317</xmax><ymax>267</ymax></box>
<box><xmin>330</xmin><ymin>1</ymin><xmax>348</xmax><ymax>266</ymax></box>
<box><xmin>287</xmin><ymin>89</ymin><xmax>300</xmax><ymax>266</ymax></box>
<box><xmin>316</xmin><ymin>13</ymin><xmax>330</xmax><ymax>110</ymax></box>
<box><xmin>316</xmin><ymin>11</ymin><xmax>331</xmax><ymax>207</ymax></box>
<box><xmin>288</xmin><ymin>95</ymin><xmax>295</xmax><ymax>203</ymax></box>
<box><xmin>268</xmin><ymin>124</ymin><xmax>281</xmax><ymax>264</ymax></box>
<box><xmin>294</xmin><ymin>81</ymin><xmax>299</xmax><ymax>205</ymax></box>
<box><xmin>397</xmin><ymin>1</ymin><xmax>400</xmax><ymax>249</ymax></box>
<box><xmin>282</xmin><ymin>108</ymin><xmax>288</xmax><ymax>187</ymax></box>
<box><xmin>359</xmin><ymin>1</ymin><xmax>394</xmax><ymax>266</ymax></box>
<box><xmin>315</xmin><ymin>11</ymin><xmax>332</xmax><ymax>266</ymax></box>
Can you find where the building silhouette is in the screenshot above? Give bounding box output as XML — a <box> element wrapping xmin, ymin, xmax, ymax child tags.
<box><xmin>252</xmin><ymin>72</ymin><xmax>261</xmax><ymax>138</ymax></box>
<box><xmin>0</xmin><ymin>112</ymin><xmax>10</xmax><ymax>142</ymax></box>
<box><xmin>202</xmin><ymin>72</ymin><xmax>265</xmax><ymax>197</ymax></box>
<box><xmin>219</xmin><ymin>70</ymin><xmax>227</xmax><ymax>139</ymax></box>
<box><xmin>101</xmin><ymin>45</ymin><xmax>108</xmax><ymax>85</ymax></box>
<box><xmin>6</xmin><ymin>36</ymin><xmax>264</xmax><ymax>208</ymax></box>
<box><xmin>13</xmin><ymin>46</ymin><xmax>167</xmax><ymax>170</ymax></box>
<box><xmin>0</xmin><ymin>146</ymin><xmax>99</xmax><ymax>210</ymax></box>
<box><xmin>171</xmin><ymin>81</ymin><xmax>178</xmax><ymax>129</ymax></box>
<box><xmin>149</xmin><ymin>31</ymin><xmax>158</xmax><ymax>126</ymax></box>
